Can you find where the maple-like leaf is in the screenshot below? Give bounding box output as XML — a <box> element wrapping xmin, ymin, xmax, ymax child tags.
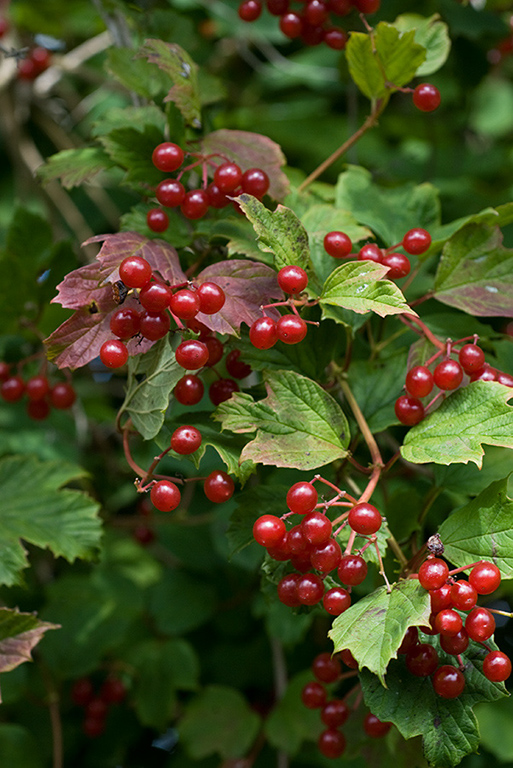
<box><xmin>0</xmin><ymin>608</ymin><xmax>58</xmax><ymax>700</ymax></box>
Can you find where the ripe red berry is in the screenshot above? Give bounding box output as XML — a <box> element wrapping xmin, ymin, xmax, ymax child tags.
<box><xmin>71</xmin><ymin>678</ymin><xmax>94</xmax><ymax>707</ymax></box>
<box><xmin>323</xmin><ymin>587</ymin><xmax>351</xmax><ymax>616</ymax></box>
<box><xmin>170</xmin><ymin>425</ymin><xmax>202</xmax><ymax>454</ymax></box>
<box><xmin>483</xmin><ymin>650</ymin><xmax>512</xmax><ymax>682</ymax></box>
<box><xmin>277</xmin><ymin>315</ymin><xmax>307</xmax><ymax>344</ymax></box>
<box><xmin>238</xmin><ymin>0</ymin><xmax>262</xmax><ymax>21</ymax></box>
<box><xmin>329</xmin><ymin>0</ymin><xmax>352</xmax><ymax>14</ymax></box>
<box><xmin>470</xmin><ymin>364</ymin><xmax>497</xmax><ymax>383</ymax></box>
<box><xmin>434</xmin><ymin>608</ymin><xmax>463</xmax><ymax>637</ymax></box>
<box><xmin>249</xmin><ymin>316</ymin><xmax>278</xmax><ymax>349</ymax></box>
<box><xmin>26</xmin><ymin>375</ymin><xmax>49</xmax><ymax>401</ymax></box>
<box><xmin>497</xmin><ymin>371</ymin><xmax>513</xmax><ymax>387</ymax></box>
<box><xmin>358</xmin><ymin>243</ymin><xmax>383</xmax><ymax>263</ymax></box>
<box><xmin>394</xmin><ymin>395</ymin><xmax>424</xmax><ymax>426</ymax></box>
<box><xmin>155</xmin><ymin>179</ymin><xmax>186</xmax><ymax>208</ymax></box>
<box><xmin>27</xmin><ymin>399</ymin><xmax>49</xmax><ymax>420</ymax></box>
<box><xmin>175</xmin><ymin>340</ymin><xmax>209</xmax><ymax>369</ymax></box>
<box><xmin>174</xmin><ymin>374</ymin><xmax>204</xmax><ymax>405</ymax></box>
<box><xmin>119</xmin><ymin>256</ymin><xmax>152</xmax><ymax>288</ymax></box>
<box><xmin>253</xmin><ymin>514</ymin><xmax>286</xmax><ymax>547</ymax></box>
<box><xmin>304</xmin><ymin>0</ymin><xmax>328</xmax><ymax>25</ymax></box>
<box><xmin>206</xmin><ymin>182</ymin><xmax>230</xmax><ymax>209</ymax></box>
<box><xmin>413</xmin><ymin>83</ymin><xmax>441</xmax><ymax>112</ymax></box>
<box><xmin>181</xmin><ymin>189</ymin><xmax>210</xmax><ymax>220</ymax></box>
<box><xmin>363</xmin><ymin>713</ymin><xmax>392</xmax><ymax>738</ymax></box>
<box><xmin>139</xmin><ymin>282</ymin><xmax>171</xmax><ymax>313</ymax></box>
<box><xmin>100</xmin><ymin>339</ymin><xmax>129</xmax><ymax>368</ymax></box>
<box><xmin>147</xmin><ymin>208</ymin><xmax>169</xmax><ymax>232</ymax></box>
<box><xmin>433</xmin><ymin>665</ymin><xmax>465</xmax><ymax>699</ymax></box>
<box><xmin>297</xmin><ymin>573</ymin><xmax>324</xmax><ymax>605</ymax></box>
<box><xmin>418</xmin><ymin>558</ymin><xmax>449</xmax><ymax>590</ymax></box>
<box><xmin>321</xmin><ymin>699</ymin><xmax>349</xmax><ymax>728</ymax></box>
<box><xmin>323</xmin><ymin>231</ymin><xmax>352</xmax><ymax>258</ymax></box>
<box><xmin>267</xmin><ymin>0</ymin><xmax>289</xmax><ymax>14</ymax></box>
<box><xmin>312</xmin><ymin>652</ymin><xmax>341</xmax><ymax>683</ymax></box>
<box><xmin>405</xmin><ymin>643</ymin><xmax>438</xmax><ymax>677</ymax></box>
<box><xmin>451</xmin><ymin>580</ymin><xmax>478</xmax><ymax>611</ymax></box>
<box><xmin>440</xmin><ymin>629</ymin><xmax>469</xmax><ymax>656</ymax></box>
<box><xmin>348</xmin><ymin>502</ymin><xmax>382</xmax><ymax>535</ymax></box>
<box><xmin>458</xmin><ymin>344</ymin><xmax>485</xmax><ymax>374</ymax></box>
<box><xmin>286</xmin><ymin>482</ymin><xmax>318</xmax><ymax>514</ymax></box>
<box><xmin>318</xmin><ymin>729</ymin><xmax>346</xmax><ymax>759</ymax></box>
<box><xmin>110</xmin><ymin>307</ymin><xmax>141</xmax><ymax>339</ymax></box>
<box><xmin>324</xmin><ymin>26</ymin><xmax>348</xmax><ymax>50</ymax></box>
<box><xmin>301</xmin><ymin>680</ymin><xmax>326</xmax><ymax>709</ymax></box>
<box><xmin>382</xmin><ymin>252</ymin><xmax>411</xmax><ymax>279</ymax></box>
<box><xmin>82</xmin><ymin>717</ymin><xmax>105</xmax><ymax>739</ymax></box>
<box><xmin>204</xmin><ymin>470</ymin><xmax>235</xmax><ymax>503</ymax></box>
<box><xmin>100</xmin><ymin>677</ymin><xmax>126</xmax><ymax>704</ymax></box>
<box><xmin>152</xmin><ymin>142</ymin><xmax>184</xmax><ymax>172</ymax></box>
<box><xmin>277</xmin><ymin>573</ymin><xmax>301</xmax><ymax>606</ymax></box>
<box><xmin>337</xmin><ymin>554</ymin><xmax>368</xmax><ymax>586</ymax></box>
<box><xmin>226</xmin><ymin>350</ymin><xmax>252</xmax><ymax>379</ymax></box>
<box><xmin>402</xmin><ymin>228</ymin><xmax>431</xmax><ymax>255</ymax></box>
<box><xmin>398</xmin><ymin>626</ymin><xmax>419</xmax><ymax>655</ymax></box>
<box><xmin>469</xmin><ymin>561</ymin><xmax>501</xmax><ymax>595</ymax></box>
<box><xmin>209</xmin><ymin>378</ymin><xmax>239</xmax><ymax>405</ymax></box>
<box><xmin>301</xmin><ymin>511</ymin><xmax>332</xmax><ymax>545</ymax></box>
<box><xmin>340</xmin><ymin>649</ymin><xmax>358</xmax><ymax>669</ymax></box>
<box><xmin>139</xmin><ymin>310</ymin><xmax>170</xmax><ymax>341</ymax></box>
<box><xmin>50</xmin><ymin>382</ymin><xmax>76</xmax><ymax>409</ymax></box>
<box><xmin>150</xmin><ymin>480</ymin><xmax>181</xmax><ymax>512</ymax></box>
<box><xmin>430</xmin><ymin>583</ymin><xmax>453</xmax><ymax>613</ymax></box>
<box><xmin>214</xmin><ymin>162</ymin><xmax>243</xmax><ymax>193</ymax></box>
<box><xmin>353</xmin><ymin>0</ymin><xmax>380</xmax><ymax>13</ymax></box>
<box><xmin>133</xmin><ymin>525</ymin><xmax>155</xmax><ymax>545</ymax></box>
<box><xmin>465</xmin><ymin>607</ymin><xmax>495</xmax><ymax>642</ymax></box>
<box><xmin>310</xmin><ymin>539</ymin><xmax>342</xmax><ymax>573</ymax></box>
<box><xmin>405</xmin><ymin>366</ymin><xmax>434</xmax><ymax>398</ymax></box>
<box><xmin>277</xmin><ymin>265</ymin><xmax>308</xmax><ymax>295</ymax></box>
<box><xmin>301</xmin><ymin>23</ymin><xmax>324</xmax><ymax>47</ymax></box>
<box><xmin>279</xmin><ymin>11</ymin><xmax>302</xmax><ymax>38</ymax></box>
<box><xmin>196</xmin><ymin>282</ymin><xmax>226</xmax><ymax>314</ymax></box>
<box><xmin>0</xmin><ymin>362</ymin><xmax>10</xmax><ymax>381</ymax></box>
<box><xmin>170</xmin><ymin>289</ymin><xmax>201</xmax><ymax>320</ymax></box>
<box><xmin>241</xmin><ymin>168</ymin><xmax>270</xmax><ymax>198</ymax></box>
<box><xmin>433</xmin><ymin>359</ymin><xmax>464</xmax><ymax>390</ymax></box>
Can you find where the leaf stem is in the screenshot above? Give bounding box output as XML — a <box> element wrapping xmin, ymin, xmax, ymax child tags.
<box><xmin>339</xmin><ymin>380</ymin><xmax>383</xmax><ymax>470</ymax></box>
<box><xmin>400</xmin><ymin>313</ymin><xmax>444</xmax><ymax>351</ymax></box>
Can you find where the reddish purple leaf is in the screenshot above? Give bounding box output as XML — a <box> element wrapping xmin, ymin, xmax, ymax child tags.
<box><xmin>0</xmin><ymin>608</ymin><xmax>58</xmax><ymax>700</ymax></box>
<box><xmin>51</xmin><ymin>262</ymin><xmax>105</xmax><ymax>310</ymax></box>
<box><xmin>200</xmin><ymin>129</ymin><xmax>290</xmax><ymax>202</ymax></box>
<box><xmin>193</xmin><ymin>260</ymin><xmax>283</xmax><ymax>336</ymax></box>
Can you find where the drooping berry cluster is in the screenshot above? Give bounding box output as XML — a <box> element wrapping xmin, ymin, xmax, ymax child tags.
<box><xmin>237</xmin><ymin>0</ymin><xmax>380</xmax><ymax>50</ymax></box>
<box><xmin>395</xmin><ymin>339</ymin><xmax>513</xmax><ymax>427</ymax></box>
<box><xmin>323</xmin><ymin>227</ymin><xmax>432</xmax><ymax>279</ymax></box>
<box><xmin>148</xmin><ymin>142</ymin><xmax>270</xmax><ymax>231</ymax></box>
<box><xmin>71</xmin><ymin>675</ymin><xmax>127</xmax><ymax>738</ymax></box>
<box><xmin>17</xmin><ymin>46</ymin><xmax>51</xmax><ymax>80</ymax></box>
<box><xmin>0</xmin><ymin>361</ymin><xmax>76</xmax><ymax>420</ymax></box>
<box><xmin>249</xmin><ymin>265</ymin><xmax>313</xmax><ymax>349</ymax></box>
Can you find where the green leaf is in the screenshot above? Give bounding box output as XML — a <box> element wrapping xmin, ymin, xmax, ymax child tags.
<box><xmin>106</xmin><ymin>47</ymin><xmax>171</xmax><ymax>102</ymax></box>
<box><xmin>476</xmin><ymin>697</ymin><xmax>513</xmax><ymax>763</ymax></box>
<box><xmin>439</xmin><ymin>477</ymin><xmax>513</xmax><ymax>577</ymax></box>
<box><xmin>179</xmin><ymin>685</ymin><xmax>261</xmax><ymax>760</ymax></box>
<box><xmin>360</xmin><ymin>636</ymin><xmax>508</xmax><ymax>768</ymax></box>
<box><xmin>36</xmin><ymin>148</ymin><xmax>114</xmax><ymax>188</ymax></box>
<box><xmin>320</xmin><ymin>261</ymin><xmax>413</xmax><ymax>318</ymax></box>
<box><xmin>215</xmin><ymin>370</ymin><xmax>350</xmax><ymax>470</ymax></box>
<box><xmin>148</xmin><ymin>570</ymin><xmax>217</xmax><ymax>635</ymax></box>
<box><xmin>328</xmin><ymin>581</ymin><xmax>431</xmax><ymax>684</ymax></box>
<box><xmin>99</xmin><ymin>124</ymin><xmax>165</xmax><ymax>190</ymax></box>
<box><xmin>120</xmin><ymin>336</ymin><xmax>184</xmax><ymax>440</ymax></box>
<box><xmin>394</xmin><ymin>14</ymin><xmax>451</xmax><ymax>77</ymax></box>
<box><xmin>264</xmin><ymin>671</ymin><xmax>323</xmax><ymax>753</ymax></box>
<box><xmin>433</xmin><ymin>446</ymin><xmax>513</xmax><ymax>496</ymax></box>
<box><xmin>434</xmin><ymin>223</ymin><xmax>513</xmax><ymax>317</ymax></box>
<box><xmin>0</xmin><ymin>455</ymin><xmax>102</xmax><ymax>586</ymax></box>
<box><xmin>228</xmin><ymin>484</ymin><xmax>289</xmax><ymax>556</ymax></box>
<box><xmin>401</xmin><ymin>382</ymin><xmax>513</xmax><ymax>467</ymax></box>
<box><xmin>346</xmin><ymin>31</ymin><xmax>387</xmax><ymax>101</ymax></box>
<box><xmin>347</xmin><ymin>352</ymin><xmax>409</xmax><ymax>433</ymax></box>
<box><xmin>0</xmin><ymin>725</ymin><xmax>42</xmax><ymax>768</ymax></box>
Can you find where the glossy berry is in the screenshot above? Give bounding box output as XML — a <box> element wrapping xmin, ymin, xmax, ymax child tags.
<box><xmin>196</xmin><ymin>282</ymin><xmax>226</xmax><ymax>314</ymax></box>
<box><xmin>382</xmin><ymin>252</ymin><xmax>411</xmax><ymax>279</ymax></box>
<box><xmin>348</xmin><ymin>502</ymin><xmax>382</xmax><ymax>535</ymax></box>
<box><xmin>458</xmin><ymin>344</ymin><xmax>485</xmax><ymax>373</ymax></box>
<box><xmin>253</xmin><ymin>515</ymin><xmax>286</xmax><ymax>547</ymax></box>
<box><xmin>71</xmin><ymin>678</ymin><xmax>94</xmax><ymax>707</ymax></box>
<box><xmin>358</xmin><ymin>243</ymin><xmax>383</xmax><ymax>263</ymax></box>
<box><xmin>323</xmin><ymin>587</ymin><xmax>351</xmax><ymax>616</ymax></box>
<box><xmin>286</xmin><ymin>482</ymin><xmax>318</xmax><ymax>514</ymax></box>
<box><xmin>469</xmin><ymin>561</ymin><xmax>501</xmax><ymax>595</ymax></box>
<box><xmin>27</xmin><ymin>398</ymin><xmax>49</xmax><ymax>420</ymax></box>
<box><xmin>304</xmin><ymin>0</ymin><xmax>328</xmax><ymax>25</ymax></box>
<box><xmin>241</xmin><ymin>168</ymin><xmax>270</xmax><ymax>198</ymax></box>
<box><xmin>139</xmin><ymin>282</ymin><xmax>171</xmax><ymax>313</ymax></box>
<box><xmin>50</xmin><ymin>382</ymin><xmax>76</xmax><ymax>409</ymax></box>
<box><xmin>465</xmin><ymin>607</ymin><xmax>495</xmax><ymax>642</ymax></box>
<box><xmin>433</xmin><ymin>665</ymin><xmax>465</xmax><ymax>699</ymax></box>
<box><xmin>324</xmin><ymin>231</ymin><xmax>352</xmax><ymax>258</ymax></box>
<box><xmin>26</xmin><ymin>375</ymin><xmax>49</xmax><ymax>401</ymax></box>
<box><xmin>238</xmin><ymin>0</ymin><xmax>262</xmax><ymax>21</ymax></box>
<box><xmin>321</xmin><ymin>699</ymin><xmax>349</xmax><ymax>728</ymax></box>
<box><xmin>440</xmin><ymin>629</ymin><xmax>469</xmax><ymax>656</ymax></box>
<box><xmin>395</xmin><ymin>395</ymin><xmax>424</xmax><ymax>425</ymax></box>
<box><xmin>354</xmin><ymin>0</ymin><xmax>380</xmax><ymax>12</ymax></box>
<box><xmin>434</xmin><ymin>609</ymin><xmax>463</xmax><ymax>637</ymax></box>
<box><xmin>207</xmin><ymin>182</ymin><xmax>230</xmax><ymax>209</ymax></box>
<box><xmin>100</xmin><ymin>677</ymin><xmax>126</xmax><ymax>704</ymax></box>
<box><xmin>301</xmin><ymin>23</ymin><xmax>324</xmax><ymax>47</ymax></box>
<box><xmin>110</xmin><ymin>307</ymin><xmax>140</xmax><ymax>339</ymax></box>
<box><xmin>364</xmin><ymin>713</ymin><xmax>392</xmax><ymax>738</ymax></box>
<box><xmin>279</xmin><ymin>11</ymin><xmax>302</xmax><ymax>38</ymax></box>
<box><xmin>170</xmin><ymin>289</ymin><xmax>201</xmax><ymax>319</ymax></box>
<box><xmin>405</xmin><ymin>643</ymin><xmax>438</xmax><ymax>677</ymax></box>
<box><xmin>204</xmin><ymin>470</ymin><xmax>235</xmax><ymax>503</ymax></box>
<box><xmin>170</xmin><ymin>425</ymin><xmax>202</xmax><ymax>454</ymax></box>
<box><xmin>433</xmin><ymin>359</ymin><xmax>463</xmax><ymax>391</ymax></box>
<box><xmin>152</xmin><ymin>142</ymin><xmax>184</xmax><ymax>172</ymax></box>
<box><xmin>470</xmin><ymin>364</ymin><xmax>497</xmax><ymax>383</ymax></box>
<box><xmin>340</xmin><ymin>649</ymin><xmax>358</xmax><ymax>669</ymax></box>
<box><xmin>310</xmin><ymin>539</ymin><xmax>342</xmax><ymax>573</ymax></box>
<box><xmin>451</xmin><ymin>580</ymin><xmax>477</xmax><ymax>611</ymax></box>
<box><xmin>277</xmin><ymin>573</ymin><xmax>301</xmax><ymax>606</ymax></box>
<box><xmin>214</xmin><ymin>162</ymin><xmax>243</xmax><ymax>193</ymax></box>
<box><xmin>139</xmin><ymin>310</ymin><xmax>170</xmax><ymax>341</ymax></box>
<box><xmin>398</xmin><ymin>626</ymin><xmax>419</xmax><ymax>655</ymax></box>
<box><xmin>337</xmin><ymin>554</ymin><xmax>368</xmax><ymax>586</ymax></box>
<box><xmin>402</xmin><ymin>228</ymin><xmax>431</xmax><ymax>255</ymax></box>
<box><xmin>203</xmin><ymin>337</ymin><xmax>223</xmax><ymax>367</ymax></box>
<box><xmin>209</xmin><ymin>378</ymin><xmax>239</xmax><ymax>405</ymax></box>
<box><xmin>301</xmin><ymin>511</ymin><xmax>332</xmax><ymax>545</ymax></box>
<box><xmin>297</xmin><ymin>573</ymin><xmax>324</xmax><ymax>605</ymax></box>
<box><xmin>226</xmin><ymin>350</ymin><xmax>252</xmax><ymax>379</ymax></box>
<box><xmin>318</xmin><ymin>730</ymin><xmax>346</xmax><ymax>759</ymax></box>
<box><xmin>181</xmin><ymin>189</ymin><xmax>210</xmax><ymax>220</ymax></box>
<box><xmin>329</xmin><ymin>0</ymin><xmax>352</xmax><ymax>14</ymax></box>
<box><xmin>405</xmin><ymin>366</ymin><xmax>434</xmax><ymax>398</ymax></box>
<box><xmin>175</xmin><ymin>340</ymin><xmax>209</xmax><ymax>369</ymax></box>
<box><xmin>324</xmin><ymin>27</ymin><xmax>348</xmax><ymax>50</ymax></box>
<box><xmin>312</xmin><ymin>652</ymin><xmax>341</xmax><ymax>683</ymax></box>
<box><xmin>150</xmin><ymin>480</ymin><xmax>181</xmax><ymax>512</ymax></box>
<box><xmin>301</xmin><ymin>681</ymin><xmax>326</xmax><ymax>709</ymax></box>
<box><xmin>277</xmin><ymin>265</ymin><xmax>308</xmax><ymax>295</ymax></box>
<box><xmin>483</xmin><ymin>651</ymin><xmax>512</xmax><ymax>682</ymax></box>
<box><xmin>413</xmin><ymin>83</ymin><xmax>441</xmax><ymax>112</ymax></box>
<box><xmin>119</xmin><ymin>256</ymin><xmax>152</xmax><ymax>288</ymax></box>
<box><xmin>100</xmin><ymin>339</ymin><xmax>128</xmax><ymax>368</ymax></box>
<box><xmin>418</xmin><ymin>558</ymin><xmax>449</xmax><ymax>590</ymax></box>
<box><xmin>147</xmin><ymin>208</ymin><xmax>169</xmax><ymax>232</ymax></box>
<box><xmin>430</xmin><ymin>583</ymin><xmax>453</xmax><ymax>613</ymax></box>
<box><xmin>277</xmin><ymin>315</ymin><xmax>307</xmax><ymax>344</ymax></box>
<box><xmin>174</xmin><ymin>374</ymin><xmax>204</xmax><ymax>405</ymax></box>
<box><xmin>156</xmin><ymin>179</ymin><xmax>185</xmax><ymax>208</ymax></box>
<box><xmin>249</xmin><ymin>316</ymin><xmax>278</xmax><ymax>349</ymax></box>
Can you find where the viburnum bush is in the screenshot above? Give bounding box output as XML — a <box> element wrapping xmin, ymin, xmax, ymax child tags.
<box><xmin>1</xmin><ymin>0</ymin><xmax>513</xmax><ymax>766</ymax></box>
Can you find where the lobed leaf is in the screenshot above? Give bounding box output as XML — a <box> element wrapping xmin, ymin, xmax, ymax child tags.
<box><xmin>394</xmin><ymin>14</ymin><xmax>451</xmax><ymax>76</ymax></box>
<box><xmin>36</xmin><ymin>147</ymin><xmax>114</xmax><ymax>188</ymax></box>
<box><xmin>320</xmin><ymin>261</ymin><xmax>413</xmax><ymax>317</ymax></box>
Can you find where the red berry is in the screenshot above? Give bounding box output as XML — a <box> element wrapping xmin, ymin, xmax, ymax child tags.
<box><xmin>337</xmin><ymin>554</ymin><xmax>368</xmax><ymax>586</ymax></box>
<box><xmin>279</xmin><ymin>11</ymin><xmax>302</xmax><ymax>38</ymax></box>
<box><xmin>323</xmin><ymin>587</ymin><xmax>351</xmax><ymax>616</ymax></box>
<box><xmin>304</xmin><ymin>0</ymin><xmax>328</xmax><ymax>25</ymax></box>
<box><xmin>353</xmin><ymin>0</ymin><xmax>380</xmax><ymax>12</ymax></box>
<box><xmin>286</xmin><ymin>482</ymin><xmax>318</xmax><ymax>514</ymax></box>
<box><xmin>418</xmin><ymin>558</ymin><xmax>449</xmax><ymax>590</ymax></box>
<box><xmin>277</xmin><ymin>315</ymin><xmax>307</xmax><ymax>344</ymax></box>
<box><xmin>301</xmin><ymin>680</ymin><xmax>326</xmax><ymax>708</ymax></box>
<box><xmin>483</xmin><ymin>650</ymin><xmax>512</xmax><ymax>682</ymax></box>
<box><xmin>249</xmin><ymin>316</ymin><xmax>278</xmax><ymax>349</ymax></box>
<box><xmin>321</xmin><ymin>699</ymin><xmax>349</xmax><ymax>728</ymax></box>
<box><xmin>139</xmin><ymin>282</ymin><xmax>171</xmax><ymax>313</ymax></box>
<box><xmin>110</xmin><ymin>307</ymin><xmax>141</xmax><ymax>339</ymax></box>
<box><xmin>413</xmin><ymin>83</ymin><xmax>441</xmax><ymax>112</ymax></box>
<box><xmin>209</xmin><ymin>378</ymin><xmax>239</xmax><ymax>405</ymax></box>
<box><xmin>241</xmin><ymin>168</ymin><xmax>270</xmax><ymax>198</ymax></box>
<box><xmin>324</xmin><ymin>231</ymin><xmax>352</xmax><ymax>258</ymax></box>
<box><xmin>405</xmin><ymin>366</ymin><xmax>433</xmax><ymax>398</ymax></box>
<box><xmin>329</xmin><ymin>0</ymin><xmax>352</xmax><ymax>15</ymax></box>
<box><xmin>432</xmin><ymin>665</ymin><xmax>465</xmax><ymax>699</ymax></box>
<box><xmin>100</xmin><ymin>677</ymin><xmax>126</xmax><ymax>704</ymax></box>
<box><xmin>277</xmin><ymin>265</ymin><xmax>308</xmax><ymax>295</ymax></box>
<box><xmin>277</xmin><ymin>573</ymin><xmax>301</xmax><ymax>606</ymax></box>
<box><xmin>433</xmin><ymin>359</ymin><xmax>463</xmax><ymax>391</ymax></box>
<box><xmin>152</xmin><ymin>142</ymin><xmax>184</xmax><ymax>172</ymax></box>
<box><xmin>238</xmin><ymin>0</ymin><xmax>262</xmax><ymax>21</ymax></box>
<box><xmin>214</xmin><ymin>162</ymin><xmax>243</xmax><ymax>193</ymax></box>
<box><xmin>50</xmin><ymin>382</ymin><xmax>76</xmax><ymax>409</ymax></box>
<box><xmin>139</xmin><ymin>310</ymin><xmax>170</xmax><ymax>341</ymax></box>
<box><xmin>430</xmin><ymin>583</ymin><xmax>453</xmax><ymax>613</ymax></box>
<box><xmin>394</xmin><ymin>395</ymin><xmax>424</xmax><ymax>426</ymax></box>
<box><xmin>451</xmin><ymin>580</ymin><xmax>477</xmax><ymax>611</ymax></box>
<box><xmin>170</xmin><ymin>425</ymin><xmax>202</xmax><ymax>454</ymax></box>
<box><xmin>26</xmin><ymin>375</ymin><xmax>49</xmax><ymax>401</ymax></box>
<box><xmin>119</xmin><ymin>256</ymin><xmax>152</xmax><ymax>288</ymax></box>
<box><xmin>82</xmin><ymin>717</ymin><xmax>105</xmax><ymax>739</ymax></box>
<box><xmin>348</xmin><ymin>502</ymin><xmax>382</xmax><ymax>535</ymax></box>
<box><xmin>297</xmin><ymin>573</ymin><xmax>324</xmax><ymax>605</ymax></box>
<box><xmin>174</xmin><ymin>374</ymin><xmax>204</xmax><ymax>405</ymax></box>
<box><xmin>465</xmin><ymin>607</ymin><xmax>495</xmax><ymax>642</ymax></box>
<box><xmin>204</xmin><ymin>470</ymin><xmax>235</xmax><ymax>503</ymax></box>
<box><xmin>203</xmin><ymin>337</ymin><xmax>223</xmax><ymax>367</ymax></box>
<box><xmin>301</xmin><ymin>511</ymin><xmax>332</xmax><ymax>545</ymax></box>
<box><xmin>312</xmin><ymin>652</ymin><xmax>341</xmax><ymax>683</ymax></box>
<box><xmin>310</xmin><ymin>539</ymin><xmax>342</xmax><ymax>573</ymax></box>
<box><xmin>358</xmin><ymin>243</ymin><xmax>383</xmax><ymax>263</ymax></box>
<box><xmin>440</xmin><ymin>629</ymin><xmax>469</xmax><ymax>655</ymax></box>
<box><xmin>181</xmin><ymin>189</ymin><xmax>210</xmax><ymax>219</ymax></box>
<box><xmin>27</xmin><ymin>399</ymin><xmax>50</xmax><ymax>420</ymax></box>
<box><xmin>147</xmin><ymin>208</ymin><xmax>169</xmax><ymax>232</ymax></box>
<box><xmin>150</xmin><ymin>480</ymin><xmax>181</xmax><ymax>512</ymax></box>
<box><xmin>18</xmin><ymin>58</ymin><xmax>38</xmax><ymax>80</ymax></box>
<box><xmin>207</xmin><ymin>182</ymin><xmax>230</xmax><ymax>209</ymax></box>
<box><xmin>100</xmin><ymin>339</ymin><xmax>129</xmax><ymax>368</ymax></box>
<box><xmin>324</xmin><ymin>26</ymin><xmax>348</xmax><ymax>50</ymax></box>
<box><xmin>301</xmin><ymin>23</ymin><xmax>325</xmax><ymax>47</ymax></box>
<box><xmin>497</xmin><ymin>371</ymin><xmax>513</xmax><ymax>387</ymax></box>
<box><xmin>175</xmin><ymin>340</ymin><xmax>209</xmax><ymax>369</ymax></box>
<box><xmin>86</xmin><ymin>697</ymin><xmax>108</xmax><ymax>720</ymax></box>
<box><xmin>458</xmin><ymin>344</ymin><xmax>485</xmax><ymax>374</ymax></box>
<box><xmin>133</xmin><ymin>525</ymin><xmax>155</xmax><ymax>545</ymax></box>
<box><xmin>267</xmin><ymin>0</ymin><xmax>289</xmax><ymax>14</ymax></box>
<box><xmin>318</xmin><ymin>729</ymin><xmax>346</xmax><ymax>758</ymax></box>
<box><xmin>155</xmin><ymin>179</ymin><xmax>185</xmax><ymax>208</ymax></box>
<box><xmin>398</xmin><ymin>626</ymin><xmax>419</xmax><ymax>654</ymax></box>
<box><xmin>170</xmin><ymin>289</ymin><xmax>201</xmax><ymax>320</ymax></box>
<box><xmin>253</xmin><ymin>514</ymin><xmax>286</xmax><ymax>547</ymax></box>
<box><xmin>196</xmin><ymin>282</ymin><xmax>226</xmax><ymax>314</ymax></box>
<box><xmin>434</xmin><ymin>609</ymin><xmax>463</xmax><ymax>637</ymax></box>
<box><xmin>405</xmin><ymin>643</ymin><xmax>438</xmax><ymax>676</ymax></box>
<box><xmin>0</xmin><ymin>362</ymin><xmax>10</xmax><ymax>381</ymax></box>
<box><xmin>382</xmin><ymin>252</ymin><xmax>411</xmax><ymax>279</ymax></box>
<box><xmin>226</xmin><ymin>350</ymin><xmax>252</xmax><ymax>379</ymax></box>
<box><xmin>71</xmin><ymin>677</ymin><xmax>94</xmax><ymax>707</ymax></box>
<box><xmin>469</xmin><ymin>561</ymin><xmax>501</xmax><ymax>595</ymax></box>
<box><xmin>340</xmin><ymin>649</ymin><xmax>358</xmax><ymax>669</ymax></box>
<box><xmin>470</xmin><ymin>364</ymin><xmax>497</xmax><ymax>383</ymax></box>
<box><xmin>363</xmin><ymin>713</ymin><xmax>392</xmax><ymax>738</ymax></box>
<box><xmin>402</xmin><ymin>228</ymin><xmax>431</xmax><ymax>255</ymax></box>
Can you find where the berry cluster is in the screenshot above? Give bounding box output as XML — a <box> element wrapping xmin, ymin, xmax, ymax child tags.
<box><xmin>249</xmin><ymin>265</ymin><xmax>312</xmax><ymax>349</ymax></box>
<box><xmin>301</xmin><ymin>651</ymin><xmax>391</xmax><ymax>758</ymax></box>
<box><xmin>323</xmin><ymin>227</ymin><xmax>432</xmax><ymax>279</ymax></box>
<box><xmin>237</xmin><ymin>0</ymin><xmax>380</xmax><ymax>50</ymax></box>
<box><xmin>395</xmin><ymin>340</ymin><xmax>513</xmax><ymax>427</ymax></box>
<box><xmin>252</xmin><ymin>479</ymin><xmax>383</xmax><ymax>615</ymax></box>
<box><xmin>148</xmin><ymin>141</ymin><xmax>270</xmax><ymax>230</ymax></box>
<box><xmin>18</xmin><ymin>46</ymin><xmax>51</xmax><ymax>80</ymax></box>
<box><xmin>0</xmin><ymin>361</ymin><xmax>76</xmax><ymax>420</ymax></box>
<box><xmin>71</xmin><ymin>675</ymin><xmax>126</xmax><ymax>739</ymax></box>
